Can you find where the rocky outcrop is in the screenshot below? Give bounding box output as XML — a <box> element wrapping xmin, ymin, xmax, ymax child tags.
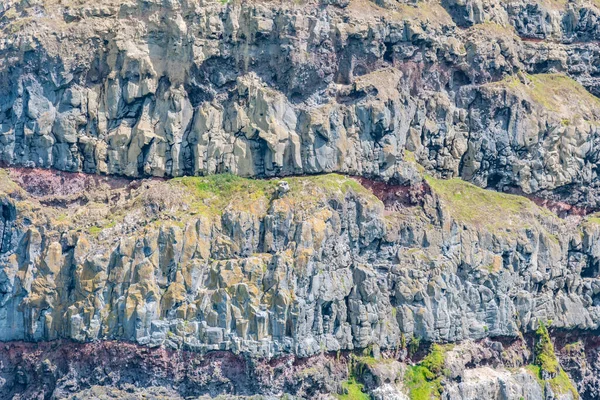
<box><xmin>0</xmin><ymin>340</ymin><xmax>348</xmax><ymax>399</ymax></box>
<box><xmin>2</xmin><ymin>166</ymin><xmax>600</xmax><ymax>356</ymax></box>
<box><xmin>3</xmin><ymin>0</ymin><xmax>600</xmax><ymax>208</ymax></box>
<box><xmin>0</xmin><ymin>166</ymin><xmax>596</xmax><ymax>397</ymax></box>
<box><xmin>1</xmin><ymin>332</ymin><xmax>592</xmax><ymax>399</ymax></box>
<box><xmin>5</xmin><ymin>0</ymin><xmax>600</xmax><ymax>398</ymax></box>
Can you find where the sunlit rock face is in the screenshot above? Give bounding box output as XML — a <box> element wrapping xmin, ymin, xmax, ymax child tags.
<box><xmin>3</xmin><ymin>0</ymin><xmax>600</xmax><ymax>398</ymax></box>
<box><xmin>2</xmin><ymin>0</ymin><xmax>600</xmax><ymax>208</ymax></box>
<box><xmin>0</xmin><ymin>167</ymin><xmax>596</xmax><ymax>399</ymax></box>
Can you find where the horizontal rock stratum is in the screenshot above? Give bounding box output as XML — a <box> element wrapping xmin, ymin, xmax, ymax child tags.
<box><xmin>2</xmin><ymin>0</ymin><xmax>600</xmax><ymax>208</ymax></box>
<box><xmin>3</xmin><ymin>0</ymin><xmax>600</xmax><ymax>398</ymax></box>
<box><xmin>0</xmin><ymin>166</ymin><xmax>598</xmax><ymax>399</ymax></box>
<box><xmin>3</xmin><ymin>167</ymin><xmax>596</xmax><ymax>353</ymax></box>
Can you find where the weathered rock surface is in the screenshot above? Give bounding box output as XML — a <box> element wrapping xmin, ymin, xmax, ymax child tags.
<box><xmin>0</xmin><ymin>166</ymin><xmax>598</xmax><ymax>355</ymax></box>
<box><xmin>3</xmin><ymin>0</ymin><xmax>600</xmax><ymax>207</ymax></box>
<box><xmin>4</xmin><ymin>0</ymin><xmax>600</xmax><ymax>398</ymax></box>
<box><xmin>0</xmin><ymin>166</ymin><xmax>596</xmax><ymax>398</ymax></box>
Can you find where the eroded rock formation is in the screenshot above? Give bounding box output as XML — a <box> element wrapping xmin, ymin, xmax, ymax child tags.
<box><xmin>3</xmin><ymin>0</ymin><xmax>600</xmax><ymax>398</ymax></box>
<box><xmin>1</xmin><ymin>0</ymin><xmax>600</xmax><ymax>206</ymax></box>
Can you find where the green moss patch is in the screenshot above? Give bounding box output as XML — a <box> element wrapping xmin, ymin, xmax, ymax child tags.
<box><xmin>535</xmin><ymin>323</ymin><xmax>559</xmax><ymax>374</ymax></box>
<box><xmin>404</xmin><ymin>365</ymin><xmax>442</xmax><ymax>400</ymax></box>
<box><xmin>525</xmin><ymin>323</ymin><xmax>579</xmax><ymax>399</ymax></box>
<box><xmin>425</xmin><ymin>176</ymin><xmax>551</xmax><ymax>232</ymax></box>
<box><xmin>336</xmin><ymin>377</ymin><xmax>370</xmax><ymax>400</ymax></box>
<box><xmin>404</xmin><ymin>343</ymin><xmax>448</xmax><ymax>400</ymax></box>
<box><xmin>549</xmin><ymin>369</ymin><xmax>579</xmax><ymax>399</ymax></box>
<box><xmin>421</xmin><ymin>344</ymin><xmax>446</xmax><ymax>375</ymax></box>
<box><xmin>525</xmin><ymin>364</ymin><xmax>545</xmax><ymax>388</ymax></box>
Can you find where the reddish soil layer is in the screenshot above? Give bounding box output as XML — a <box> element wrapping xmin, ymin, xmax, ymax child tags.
<box><xmin>355</xmin><ymin>177</ymin><xmax>430</xmax><ymax>210</ymax></box>
<box><xmin>0</xmin><ymin>340</ymin><xmax>347</xmax><ymax>400</ymax></box>
<box><xmin>6</xmin><ymin>167</ymin><xmax>134</xmax><ymax>198</ymax></box>
<box><xmin>0</xmin><ymin>166</ymin><xmax>592</xmax><ymax>217</ymax></box>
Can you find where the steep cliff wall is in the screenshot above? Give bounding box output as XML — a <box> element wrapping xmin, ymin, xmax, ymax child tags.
<box><xmin>2</xmin><ymin>0</ymin><xmax>600</xmax><ymax>205</ymax></box>
<box><xmin>0</xmin><ymin>165</ymin><xmax>598</xmax><ymax>398</ymax></box>
<box><xmin>3</xmin><ymin>0</ymin><xmax>600</xmax><ymax>399</ymax></box>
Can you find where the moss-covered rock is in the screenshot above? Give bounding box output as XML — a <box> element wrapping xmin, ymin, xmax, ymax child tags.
<box><xmin>525</xmin><ymin>323</ymin><xmax>579</xmax><ymax>399</ymax></box>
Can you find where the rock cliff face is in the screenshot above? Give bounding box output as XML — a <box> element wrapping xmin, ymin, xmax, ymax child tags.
<box><xmin>0</xmin><ymin>165</ymin><xmax>597</xmax><ymax>399</ymax></box>
<box><xmin>3</xmin><ymin>0</ymin><xmax>600</xmax><ymax>205</ymax></box>
<box><xmin>3</xmin><ymin>0</ymin><xmax>600</xmax><ymax>398</ymax></box>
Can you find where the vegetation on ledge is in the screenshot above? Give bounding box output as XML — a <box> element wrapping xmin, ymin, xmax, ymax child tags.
<box><xmin>336</xmin><ymin>377</ymin><xmax>369</xmax><ymax>400</ymax></box>
<box><xmin>173</xmin><ymin>173</ymin><xmax>379</xmax><ymax>217</ymax></box>
<box><xmin>525</xmin><ymin>323</ymin><xmax>579</xmax><ymax>399</ymax></box>
<box><xmin>425</xmin><ymin>176</ymin><xmax>553</xmax><ymax>232</ymax></box>
<box><xmin>488</xmin><ymin>73</ymin><xmax>600</xmax><ymax>122</ymax></box>
<box><xmin>404</xmin><ymin>343</ymin><xmax>448</xmax><ymax>400</ymax></box>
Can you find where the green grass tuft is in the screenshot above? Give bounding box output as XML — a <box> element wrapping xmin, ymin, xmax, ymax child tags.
<box><xmin>549</xmin><ymin>369</ymin><xmax>578</xmax><ymax>399</ymax></box>
<box><xmin>404</xmin><ymin>365</ymin><xmax>442</xmax><ymax>400</ymax></box>
<box><xmin>585</xmin><ymin>213</ymin><xmax>600</xmax><ymax>225</ymax></box>
<box><xmin>425</xmin><ymin>176</ymin><xmax>550</xmax><ymax>233</ymax></box>
<box><xmin>88</xmin><ymin>226</ymin><xmax>102</xmax><ymax>236</ymax></box>
<box><xmin>525</xmin><ymin>364</ymin><xmax>545</xmax><ymax>388</ymax></box>
<box><xmin>421</xmin><ymin>344</ymin><xmax>446</xmax><ymax>376</ymax></box>
<box><xmin>535</xmin><ymin>323</ymin><xmax>559</xmax><ymax>375</ymax></box>
<box><xmin>336</xmin><ymin>377</ymin><xmax>370</xmax><ymax>400</ymax></box>
<box><xmin>408</xmin><ymin>336</ymin><xmax>421</xmax><ymax>357</ymax></box>
<box><xmin>525</xmin><ymin>322</ymin><xmax>579</xmax><ymax>399</ymax></box>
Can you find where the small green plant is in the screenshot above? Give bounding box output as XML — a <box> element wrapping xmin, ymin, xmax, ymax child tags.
<box><xmin>421</xmin><ymin>344</ymin><xmax>445</xmax><ymax>376</ymax></box>
<box><xmin>409</xmin><ymin>336</ymin><xmax>421</xmax><ymax>357</ymax></box>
